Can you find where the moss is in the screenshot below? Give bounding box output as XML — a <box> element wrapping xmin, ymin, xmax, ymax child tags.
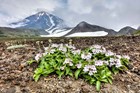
<box><xmin>133</xmin><ymin>30</ymin><xmax>140</xmax><ymax>35</ymax></box>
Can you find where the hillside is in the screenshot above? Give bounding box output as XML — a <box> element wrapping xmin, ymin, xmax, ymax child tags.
<box><xmin>0</xmin><ymin>27</ymin><xmax>48</xmax><ymax>38</ymax></box>
<box><xmin>133</xmin><ymin>30</ymin><xmax>140</xmax><ymax>35</ymax></box>
<box><xmin>0</xmin><ymin>36</ymin><xmax>140</xmax><ymax>93</ymax></box>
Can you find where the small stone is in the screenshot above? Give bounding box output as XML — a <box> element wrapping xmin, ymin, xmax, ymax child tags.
<box><xmin>81</xmin><ymin>85</ymin><xmax>90</xmax><ymax>93</ymax></box>
<box><xmin>127</xmin><ymin>64</ymin><xmax>133</xmax><ymax>70</ymax></box>
<box><xmin>133</xmin><ymin>77</ymin><xmax>139</xmax><ymax>82</ymax></box>
<box><xmin>12</xmin><ymin>81</ymin><xmax>20</xmax><ymax>85</ymax></box>
<box><xmin>6</xmin><ymin>87</ymin><xmax>16</xmax><ymax>93</ymax></box>
<box><xmin>20</xmin><ymin>81</ymin><xmax>26</xmax><ymax>87</ymax></box>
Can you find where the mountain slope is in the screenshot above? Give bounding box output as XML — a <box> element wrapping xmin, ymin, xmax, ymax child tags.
<box><xmin>117</xmin><ymin>26</ymin><xmax>136</xmax><ymax>35</ymax></box>
<box><xmin>137</xmin><ymin>26</ymin><xmax>140</xmax><ymax>30</ymax></box>
<box><xmin>64</xmin><ymin>21</ymin><xmax>116</xmax><ymax>37</ymax></box>
<box><xmin>10</xmin><ymin>11</ymin><xmax>67</xmax><ymax>34</ymax></box>
<box><xmin>0</xmin><ymin>27</ymin><xmax>48</xmax><ymax>37</ymax></box>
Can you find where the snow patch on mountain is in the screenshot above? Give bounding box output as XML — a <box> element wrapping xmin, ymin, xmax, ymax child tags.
<box><xmin>67</xmin><ymin>31</ymin><xmax>108</xmax><ymax>37</ymax></box>
<box><xmin>41</xmin><ymin>29</ymin><xmax>72</xmax><ymax>37</ymax></box>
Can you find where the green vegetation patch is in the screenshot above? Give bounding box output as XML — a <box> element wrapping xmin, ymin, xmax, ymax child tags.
<box><xmin>28</xmin><ymin>43</ymin><xmax>129</xmax><ymax>91</ymax></box>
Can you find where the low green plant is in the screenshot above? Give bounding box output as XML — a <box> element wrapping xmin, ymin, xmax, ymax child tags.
<box><xmin>28</xmin><ymin>43</ymin><xmax>130</xmax><ymax>91</ymax></box>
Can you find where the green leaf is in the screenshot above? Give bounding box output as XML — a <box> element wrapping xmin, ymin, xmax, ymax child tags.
<box><xmin>34</xmin><ymin>68</ymin><xmax>43</xmax><ymax>74</ymax></box>
<box><xmin>96</xmin><ymin>81</ymin><xmax>101</xmax><ymax>91</ymax></box>
<box><xmin>101</xmin><ymin>79</ymin><xmax>108</xmax><ymax>83</ymax></box>
<box><xmin>66</xmin><ymin>67</ymin><xmax>70</xmax><ymax>75</ymax></box>
<box><xmin>112</xmin><ymin>67</ymin><xmax>119</xmax><ymax>74</ymax></box>
<box><xmin>44</xmin><ymin>62</ymin><xmax>50</xmax><ymax>70</ymax></box>
<box><xmin>74</xmin><ymin>69</ymin><xmax>81</xmax><ymax>79</ymax></box>
<box><xmin>27</xmin><ymin>60</ymin><xmax>36</xmax><ymax>65</ymax></box>
<box><xmin>83</xmin><ymin>75</ymin><xmax>91</xmax><ymax>81</ymax></box>
<box><xmin>107</xmin><ymin>78</ymin><xmax>113</xmax><ymax>84</ymax></box>
<box><xmin>56</xmin><ymin>71</ymin><xmax>64</xmax><ymax>79</ymax></box>
<box><xmin>106</xmin><ymin>71</ymin><xmax>112</xmax><ymax>76</ymax></box>
<box><xmin>68</xmin><ymin>72</ymin><xmax>73</xmax><ymax>77</ymax></box>
<box><xmin>49</xmin><ymin>59</ymin><xmax>56</xmax><ymax>66</ymax></box>
<box><xmin>33</xmin><ymin>74</ymin><xmax>40</xmax><ymax>82</ymax></box>
<box><xmin>89</xmin><ymin>78</ymin><xmax>96</xmax><ymax>84</ymax></box>
<box><xmin>109</xmin><ymin>76</ymin><xmax>113</xmax><ymax>79</ymax></box>
<box><xmin>42</xmin><ymin>69</ymin><xmax>54</xmax><ymax>76</ymax></box>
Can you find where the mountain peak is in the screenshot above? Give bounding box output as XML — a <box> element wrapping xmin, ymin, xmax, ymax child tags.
<box><xmin>36</xmin><ymin>11</ymin><xmax>50</xmax><ymax>16</ymax></box>
<box><xmin>78</xmin><ymin>21</ymin><xmax>88</xmax><ymax>27</ymax></box>
<box><xmin>10</xmin><ymin>11</ymin><xmax>67</xmax><ymax>33</ymax></box>
<box><xmin>119</xmin><ymin>26</ymin><xmax>135</xmax><ymax>31</ymax></box>
<box><xmin>117</xmin><ymin>26</ymin><xmax>136</xmax><ymax>35</ymax></box>
<box><xmin>64</xmin><ymin>21</ymin><xmax>116</xmax><ymax>36</ymax></box>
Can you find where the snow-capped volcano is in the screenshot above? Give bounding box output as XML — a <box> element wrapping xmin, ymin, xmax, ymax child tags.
<box><xmin>9</xmin><ymin>11</ymin><xmax>67</xmax><ymax>34</ymax></box>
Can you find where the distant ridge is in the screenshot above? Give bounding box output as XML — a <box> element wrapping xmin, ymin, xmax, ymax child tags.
<box><xmin>64</xmin><ymin>21</ymin><xmax>116</xmax><ymax>36</ymax></box>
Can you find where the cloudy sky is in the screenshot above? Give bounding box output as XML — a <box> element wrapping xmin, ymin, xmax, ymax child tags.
<box><xmin>0</xmin><ymin>0</ymin><xmax>140</xmax><ymax>30</ymax></box>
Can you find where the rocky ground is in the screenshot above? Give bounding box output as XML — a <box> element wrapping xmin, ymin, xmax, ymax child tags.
<box><xmin>0</xmin><ymin>36</ymin><xmax>140</xmax><ymax>93</ymax></box>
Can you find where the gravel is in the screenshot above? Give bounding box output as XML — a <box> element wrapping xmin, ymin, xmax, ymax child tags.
<box><xmin>0</xmin><ymin>36</ymin><xmax>140</xmax><ymax>93</ymax></box>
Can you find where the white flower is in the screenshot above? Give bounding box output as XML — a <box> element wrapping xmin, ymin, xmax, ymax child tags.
<box><xmin>60</xmin><ymin>66</ymin><xmax>65</xmax><ymax>70</ymax></box>
<box><xmin>103</xmin><ymin>61</ymin><xmax>109</xmax><ymax>65</ymax></box>
<box><xmin>109</xmin><ymin>58</ymin><xmax>116</xmax><ymax>67</ymax></box>
<box><xmin>50</xmin><ymin>49</ymin><xmax>55</xmax><ymax>54</ymax></box>
<box><xmin>51</xmin><ymin>44</ymin><xmax>59</xmax><ymax>48</ymax></box>
<box><xmin>110</xmin><ymin>58</ymin><xmax>115</xmax><ymax>62</ymax></box>
<box><xmin>81</xmin><ymin>53</ymin><xmax>92</xmax><ymax>60</ymax></box>
<box><xmin>76</xmin><ymin>63</ymin><xmax>82</xmax><ymax>68</ymax></box>
<box><xmin>116</xmin><ymin>55</ymin><xmax>122</xmax><ymax>59</ymax></box>
<box><xmin>83</xmin><ymin>65</ymin><xmax>97</xmax><ymax>75</ymax></box>
<box><xmin>69</xmin><ymin>62</ymin><xmax>73</xmax><ymax>66</ymax></box>
<box><xmin>59</xmin><ymin>43</ymin><xmax>64</xmax><ymax>47</ymax></box>
<box><xmin>72</xmin><ymin>49</ymin><xmax>81</xmax><ymax>55</ymax></box>
<box><xmin>64</xmin><ymin>58</ymin><xmax>70</xmax><ymax>64</ymax></box>
<box><xmin>89</xmin><ymin>71</ymin><xmax>94</xmax><ymax>76</ymax></box>
<box><xmin>58</xmin><ymin>45</ymin><xmax>67</xmax><ymax>52</ymax></box>
<box><xmin>43</xmin><ymin>52</ymin><xmax>48</xmax><ymax>56</ymax></box>
<box><xmin>101</xmin><ymin>47</ymin><xmax>107</xmax><ymax>53</ymax></box>
<box><xmin>93</xmin><ymin>45</ymin><xmax>102</xmax><ymax>49</ymax></box>
<box><xmin>105</xmin><ymin>51</ymin><xmax>115</xmax><ymax>56</ymax></box>
<box><xmin>44</xmin><ymin>47</ymin><xmax>49</xmax><ymax>51</ymax></box>
<box><xmin>63</xmin><ymin>58</ymin><xmax>73</xmax><ymax>66</ymax></box>
<box><xmin>83</xmin><ymin>65</ymin><xmax>89</xmax><ymax>72</ymax></box>
<box><xmin>58</xmin><ymin>44</ymin><xmax>67</xmax><ymax>52</ymax></box>
<box><xmin>35</xmin><ymin>53</ymin><xmax>42</xmax><ymax>61</ymax></box>
<box><xmin>109</xmin><ymin>58</ymin><xmax>122</xmax><ymax>67</ymax></box>
<box><xmin>115</xmin><ymin>59</ymin><xmax>122</xmax><ymax>68</ymax></box>
<box><xmin>92</xmin><ymin>49</ymin><xmax>102</xmax><ymax>54</ymax></box>
<box><xmin>123</xmin><ymin>55</ymin><xmax>130</xmax><ymax>60</ymax></box>
<box><xmin>65</xmin><ymin>44</ymin><xmax>76</xmax><ymax>49</ymax></box>
<box><xmin>95</xmin><ymin>60</ymin><xmax>104</xmax><ymax>66</ymax></box>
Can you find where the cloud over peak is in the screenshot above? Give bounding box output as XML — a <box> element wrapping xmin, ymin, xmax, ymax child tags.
<box><xmin>0</xmin><ymin>0</ymin><xmax>140</xmax><ymax>30</ymax></box>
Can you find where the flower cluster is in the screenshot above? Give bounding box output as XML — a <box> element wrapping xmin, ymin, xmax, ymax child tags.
<box><xmin>76</xmin><ymin>63</ymin><xmax>82</xmax><ymax>68</ymax></box>
<box><xmin>83</xmin><ymin>65</ymin><xmax>97</xmax><ymax>76</ymax></box>
<box><xmin>63</xmin><ymin>58</ymin><xmax>73</xmax><ymax>66</ymax></box>
<box><xmin>81</xmin><ymin>53</ymin><xmax>92</xmax><ymax>60</ymax></box>
<box><xmin>35</xmin><ymin>53</ymin><xmax>42</xmax><ymax>61</ymax></box>
<box><xmin>34</xmin><ymin>43</ymin><xmax>130</xmax><ymax>69</ymax></box>
<box><xmin>30</xmin><ymin>43</ymin><xmax>130</xmax><ymax>91</ymax></box>
<box><xmin>94</xmin><ymin>60</ymin><xmax>104</xmax><ymax>66</ymax></box>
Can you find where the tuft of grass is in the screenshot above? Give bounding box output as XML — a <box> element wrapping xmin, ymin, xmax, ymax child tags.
<box><xmin>133</xmin><ymin>30</ymin><xmax>140</xmax><ymax>35</ymax></box>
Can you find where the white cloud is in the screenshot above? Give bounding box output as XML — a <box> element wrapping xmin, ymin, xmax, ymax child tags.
<box><xmin>0</xmin><ymin>0</ymin><xmax>140</xmax><ymax>30</ymax></box>
<box><xmin>67</xmin><ymin>0</ymin><xmax>93</xmax><ymax>14</ymax></box>
<box><xmin>55</xmin><ymin>0</ymin><xmax>140</xmax><ymax>30</ymax></box>
<box><xmin>0</xmin><ymin>0</ymin><xmax>61</xmax><ymax>26</ymax></box>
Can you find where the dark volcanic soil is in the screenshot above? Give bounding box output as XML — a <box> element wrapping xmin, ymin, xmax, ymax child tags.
<box><xmin>0</xmin><ymin>36</ymin><xmax>140</xmax><ymax>93</ymax></box>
